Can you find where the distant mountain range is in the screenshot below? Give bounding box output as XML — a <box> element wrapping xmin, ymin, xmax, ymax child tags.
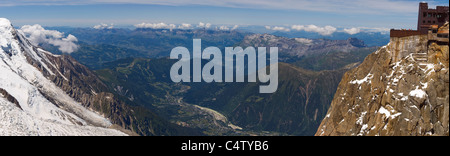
<box><xmin>42</xmin><ymin>28</ymin><xmax>249</xmax><ymax>69</ymax></box>
<box><xmin>39</xmin><ymin>27</ymin><xmax>379</xmax><ymax>70</ymax></box>
<box><xmin>271</xmin><ymin>31</ymin><xmax>389</xmax><ymax>47</ymax></box>
<box><xmin>88</xmin><ymin>32</ymin><xmax>377</xmax><ymax>135</ymax></box>
<box><xmin>3</xmin><ymin>20</ymin><xmax>384</xmax><ymax>135</ymax></box>
<box><xmin>238</xmin><ymin>34</ymin><xmax>374</xmax><ymax>65</ymax></box>
<box><xmin>45</xmin><ymin>26</ymin><xmax>390</xmax><ymax>48</ymax></box>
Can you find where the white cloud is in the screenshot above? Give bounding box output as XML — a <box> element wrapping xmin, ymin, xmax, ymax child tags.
<box><xmin>198</xmin><ymin>22</ymin><xmax>212</xmax><ymax>29</ymax></box>
<box><xmin>93</xmin><ymin>23</ymin><xmax>114</xmax><ymax>29</ymax></box>
<box><xmin>178</xmin><ymin>23</ymin><xmax>192</xmax><ymax>29</ymax></box>
<box><xmin>134</xmin><ymin>22</ymin><xmax>177</xmax><ymax>30</ymax></box>
<box><xmin>359</xmin><ymin>27</ymin><xmax>390</xmax><ymax>34</ymax></box>
<box><xmin>272</xmin><ymin>26</ymin><xmax>290</xmax><ymax>32</ymax></box>
<box><xmin>217</xmin><ymin>25</ymin><xmax>238</xmax><ymax>31</ymax></box>
<box><xmin>343</xmin><ymin>27</ymin><xmax>361</xmax><ymax>35</ymax></box>
<box><xmin>291</xmin><ymin>25</ymin><xmax>336</xmax><ymax>36</ymax></box>
<box><xmin>19</xmin><ymin>24</ymin><xmax>78</xmax><ymax>53</ymax></box>
<box><xmin>264</xmin><ymin>26</ymin><xmax>291</xmax><ymax>32</ymax></box>
<box><xmin>135</xmin><ymin>22</ymin><xmax>236</xmax><ymax>31</ymax></box>
<box><xmin>265</xmin><ymin>26</ymin><xmax>290</xmax><ymax>32</ymax></box>
<box><xmin>218</xmin><ymin>25</ymin><xmax>229</xmax><ymax>31</ymax></box>
<box><xmin>231</xmin><ymin>25</ymin><xmax>239</xmax><ymax>30</ymax></box>
<box><xmin>206</xmin><ymin>23</ymin><xmax>212</xmax><ymax>29</ymax></box>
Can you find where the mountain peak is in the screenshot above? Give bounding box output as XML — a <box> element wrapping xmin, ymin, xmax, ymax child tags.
<box><xmin>347</xmin><ymin>37</ymin><xmax>366</xmax><ymax>48</ymax></box>
<box><xmin>0</xmin><ymin>18</ymin><xmax>12</xmax><ymax>28</ymax></box>
<box><xmin>1</xmin><ymin>19</ymin><xmax>127</xmax><ymax>136</ymax></box>
<box><xmin>0</xmin><ymin>18</ymin><xmax>15</xmax><ymax>47</ymax></box>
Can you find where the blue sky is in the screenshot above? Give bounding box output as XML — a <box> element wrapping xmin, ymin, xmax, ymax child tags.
<box><xmin>0</xmin><ymin>0</ymin><xmax>448</xmax><ymax>31</ymax></box>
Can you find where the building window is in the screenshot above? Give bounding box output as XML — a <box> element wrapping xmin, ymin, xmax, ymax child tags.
<box><xmin>423</xmin><ymin>12</ymin><xmax>427</xmax><ymax>17</ymax></box>
<box><xmin>423</xmin><ymin>20</ymin><xmax>426</xmax><ymax>24</ymax></box>
<box><xmin>428</xmin><ymin>21</ymin><xmax>431</xmax><ymax>23</ymax></box>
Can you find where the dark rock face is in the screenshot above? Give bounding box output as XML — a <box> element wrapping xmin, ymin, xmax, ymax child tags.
<box><xmin>316</xmin><ymin>30</ymin><xmax>449</xmax><ymax>136</ymax></box>
<box><xmin>348</xmin><ymin>38</ymin><xmax>366</xmax><ymax>48</ymax></box>
<box><xmin>0</xmin><ymin>88</ymin><xmax>21</xmax><ymax>110</ymax></box>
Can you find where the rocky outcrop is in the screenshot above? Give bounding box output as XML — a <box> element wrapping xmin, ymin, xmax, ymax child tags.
<box><xmin>316</xmin><ymin>26</ymin><xmax>449</xmax><ymax>136</ymax></box>
<box><xmin>0</xmin><ymin>88</ymin><xmax>21</xmax><ymax>110</ymax></box>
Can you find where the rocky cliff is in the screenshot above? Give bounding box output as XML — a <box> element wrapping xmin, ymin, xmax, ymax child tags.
<box><xmin>316</xmin><ymin>24</ymin><xmax>449</xmax><ymax>136</ymax></box>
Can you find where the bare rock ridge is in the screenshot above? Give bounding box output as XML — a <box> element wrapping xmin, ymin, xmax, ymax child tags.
<box><xmin>316</xmin><ymin>23</ymin><xmax>449</xmax><ymax>136</ymax></box>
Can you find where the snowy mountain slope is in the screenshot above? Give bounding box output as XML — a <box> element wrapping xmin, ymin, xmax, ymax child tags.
<box><xmin>1</xmin><ymin>18</ymin><xmax>126</xmax><ymax>136</ymax></box>
<box><xmin>0</xmin><ymin>97</ymin><xmax>125</xmax><ymax>136</ymax></box>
